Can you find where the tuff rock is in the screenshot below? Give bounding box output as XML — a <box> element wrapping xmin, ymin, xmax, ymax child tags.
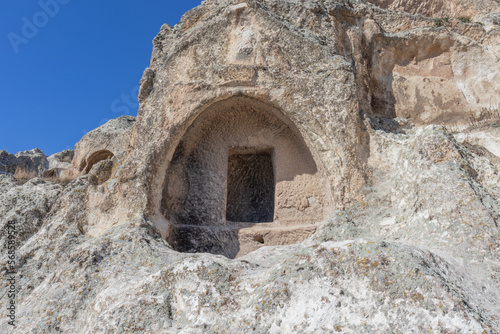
<box><xmin>0</xmin><ymin>149</ymin><xmax>49</xmax><ymax>177</ymax></box>
<box><xmin>1</xmin><ymin>0</ymin><xmax>500</xmax><ymax>333</ymax></box>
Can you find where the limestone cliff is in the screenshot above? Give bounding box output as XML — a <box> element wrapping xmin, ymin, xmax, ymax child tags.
<box><xmin>1</xmin><ymin>0</ymin><xmax>499</xmax><ymax>333</ymax></box>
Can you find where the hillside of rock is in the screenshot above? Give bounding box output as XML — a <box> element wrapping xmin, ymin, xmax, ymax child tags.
<box><xmin>1</xmin><ymin>0</ymin><xmax>499</xmax><ymax>333</ymax></box>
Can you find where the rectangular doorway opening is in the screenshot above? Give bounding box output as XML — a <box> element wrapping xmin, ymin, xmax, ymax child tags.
<box><xmin>226</xmin><ymin>150</ymin><xmax>275</xmax><ymax>223</ymax></box>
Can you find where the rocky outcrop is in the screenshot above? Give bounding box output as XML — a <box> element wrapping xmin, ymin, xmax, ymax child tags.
<box><xmin>47</xmin><ymin>149</ymin><xmax>74</xmax><ymax>170</ymax></box>
<box><xmin>0</xmin><ymin>150</ymin><xmax>17</xmax><ymax>175</ymax></box>
<box><xmin>365</xmin><ymin>0</ymin><xmax>500</xmax><ymax>20</ymax></box>
<box><xmin>338</xmin><ymin>1</ymin><xmax>500</xmax><ymax>127</ymax></box>
<box><xmin>0</xmin><ymin>0</ymin><xmax>499</xmax><ymax>332</ymax></box>
<box><xmin>0</xmin><ymin>148</ymin><xmax>48</xmax><ymax>177</ymax></box>
<box><xmin>0</xmin><ymin>148</ymin><xmax>75</xmax><ymax>179</ymax></box>
<box><xmin>66</xmin><ymin>115</ymin><xmax>135</xmax><ymax>179</ymax></box>
<box><xmin>56</xmin><ymin>0</ymin><xmax>500</xmax><ymax>246</ymax></box>
<box><xmin>42</xmin><ymin>150</ymin><xmax>75</xmax><ymax>178</ymax></box>
<box><xmin>1</xmin><ymin>123</ymin><xmax>499</xmax><ymax>332</ymax></box>
<box><xmin>0</xmin><ymin>148</ymin><xmax>76</xmax><ymax>179</ymax></box>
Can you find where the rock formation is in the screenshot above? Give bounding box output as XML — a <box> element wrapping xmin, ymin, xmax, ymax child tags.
<box><xmin>1</xmin><ymin>0</ymin><xmax>499</xmax><ymax>332</ymax></box>
<box><xmin>0</xmin><ymin>149</ymin><xmax>48</xmax><ymax>177</ymax></box>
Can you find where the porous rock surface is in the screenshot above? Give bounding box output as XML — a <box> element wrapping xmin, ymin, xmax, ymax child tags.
<box><xmin>1</xmin><ymin>0</ymin><xmax>500</xmax><ymax>333</ymax></box>
<box><xmin>0</xmin><ymin>148</ymin><xmax>74</xmax><ymax>179</ymax></box>
<box><xmin>66</xmin><ymin>115</ymin><xmax>136</xmax><ymax>178</ymax></box>
<box><xmin>0</xmin><ymin>149</ymin><xmax>49</xmax><ymax>177</ymax></box>
<box><xmin>365</xmin><ymin>0</ymin><xmax>500</xmax><ymax>20</ymax></box>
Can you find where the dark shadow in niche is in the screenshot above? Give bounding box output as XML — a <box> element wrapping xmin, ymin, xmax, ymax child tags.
<box><xmin>167</xmin><ymin>224</ymin><xmax>243</xmax><ymax>258</ymax></box>
<box><xmin>161</xmin><ymin>95</ymin><xmax>326</xmax><ymax>259</ymax></box>
<box><xmin>82</xmin><ymin>150</ymin><xmax>114</xmax><ymax>174</ymax></box>
<box><xmin>226</xmin><ymin>149</ymin><xmax>275</xmax><ymax>223</ymax></box>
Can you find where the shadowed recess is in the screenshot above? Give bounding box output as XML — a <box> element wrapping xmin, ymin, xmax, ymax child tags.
<box><xmin>163</xmin><ymin>95</ymin><xmax>331</xmax><ymax>258</ymax></box>
<box><xmin>83</xmin><ymin>150</ymin><xmax>114</xmax><ymax>174</ymax></box>
<box><xmin>226</xmin><ymin>152</ymin><xmax>275</xmax><ymax>223</ymax></box>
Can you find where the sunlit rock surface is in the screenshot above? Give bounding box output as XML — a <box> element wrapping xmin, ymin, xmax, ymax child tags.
<box><xmin>1</xmin><ymin>0</ymin><xmax>499</xmax><ymax>332</ymax></box>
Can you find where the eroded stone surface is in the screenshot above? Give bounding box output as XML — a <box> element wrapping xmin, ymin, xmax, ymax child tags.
<box><xmin>2</xmin><ymin>124</ymin><xmax>500</xmax><ymax>332</ymax></box>
<box><xmin>66</xmin><ymin>115</ymin><xmax>135</xmax><ymax>178</ymax></box>
<box><xmin>0</xmin><ymin>149</ymin><xmax>48</xmax><ymax>177</ymax></box>
<box><xmin>0</xmin><ymin>0</ymin><xmax>499</xmax><ymax>332</ymax></box>
<box><xmin>162</xmin><ymin>95</ymin><xmax>332</xmax><ymax>257</ymax></box>
<box><xmin>365</xmin><ymin>0</ymin><xmax>500</xmax><ymax>20</ymax></box>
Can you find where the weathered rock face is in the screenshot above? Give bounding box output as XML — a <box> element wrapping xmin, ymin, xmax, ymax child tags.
<box><xmin>47</xmin><ymin>149</ymin><xmax>74</xmax><ymax>169</ymax></box>
<box><xmin>1</xmin><ymin>122</ymin><xmax>499</xmax><ymax>332</ymax></box>
<box><xmin>54</xmin><ymin>0</ymin><xmax>500</xmax><ymax>256</ymax></box>
<box><xmin>455</xmin><ymin>125</ymin><xmax>500</xmax><ymax>158</ymax></box>
<box><xmin>44</xmin><ymin>149</ymin><xmax>75</xmax><ymax>178</ymax></box>
<box><xmin>163</xmin><ymin>95</ymin><xmax>332</xmax><ymax>257</ymax></box>
<box><xmin>60</xmin><ymin>115</ymin><xmax>138</xmax><ymax>237</ymax></box>
<box><xmin>66</xmin><ymin>115</ymin><xmax>135</xmax><ymax>178</ymax></box>
<box><xmin>0</xmin><ymin>148</ymin><xmax>49</xmax><ymax>177</ymax></box>
<box><xmin>0</xmin><ymin>151</ymin><xmax>17</xmax><ymax>175</ymax></box>
<box><xmin>88</xmin><ymin>0</ymin><xmax>499</xmax><ymax>255</ymax></box>
<box><xmin>348</xmin><ymin>2</ymin><xmax>500</xmax><ymax>127</ymax></box>
<box><xmin>1</xmin><ymin>0</ymin><xmax>499</xmax><ymax>332</ymax></box>
<box><xmin>0</xmin><ymin>148</ymin><xmax>75</xmax><ymax>179</ymax></box>
<box><xmin>82</xmin><ymin>0</ymin><xmax>371</xmax><ymax>254</ymax></box>
<box><xmin>365</xmin><ymin>0</ymin><xmax>500</xmax><ymax>19</ymax></box>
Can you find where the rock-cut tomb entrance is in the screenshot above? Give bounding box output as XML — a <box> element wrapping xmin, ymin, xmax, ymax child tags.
<box><xmin>162</xmin><ymin>96</ymin><xmax>332</xmax><ymax>258</ymax></box>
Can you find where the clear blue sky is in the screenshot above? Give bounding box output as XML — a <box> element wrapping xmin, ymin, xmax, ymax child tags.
<box><xmin>0</xmin><ymin>0</ymin><xmax>202</xmax><ymax>155</ymax></box>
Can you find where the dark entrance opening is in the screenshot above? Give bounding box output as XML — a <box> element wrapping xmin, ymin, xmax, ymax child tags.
<box><xmin>226</xmin><ymin>151</ymin><xmax>275</xmax><ymax>223</ymax></box>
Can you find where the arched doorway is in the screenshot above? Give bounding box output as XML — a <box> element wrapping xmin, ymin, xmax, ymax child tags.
<box><xmin>162</xmin><ymin>96</ymin><xmax>332</xmax><ymax>257</ymax></box>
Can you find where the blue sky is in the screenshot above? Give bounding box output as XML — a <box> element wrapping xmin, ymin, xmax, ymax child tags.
<box><xmin>0</xmin><ymin>0</ymin><xmax>202</xmax><ymax>155</ymax></box>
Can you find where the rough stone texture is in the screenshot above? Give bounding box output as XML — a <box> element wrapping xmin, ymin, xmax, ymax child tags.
<box><xmin>0</xmin><ymin>149</ymin><xmax>48</xmax><ymax>177</ymax></box>
<box><xmin>163</xmin><ymin>95</ymin><xmax>332</xmax><ymax>257</ymax></box>
<box><xmin>0</xmin><ymin>151</ymin><xmax>17</xmax><ymax>175</ymax></box>
<box><xmin>365</xmin><ymin>0</ymin><xmax>500</xmax><ymax>20</ymax></box>
<box><xmin>0</xmin><ymin>149</ymin><xmax>74</xmax><ymax>179</ymax></box>
<box><xmin>67</xmin><ymin>0</ymin><xmax>500</xmax><ymax>248</ymax></box>
<box><xmin>101</xmin><ymin>0</ymin><xmax>368</xmax><ymax>251</ymax></box>
<box><xmin>43</xmin><ymin>150</ymin><xmax>75</xmax><ymax>178</ymax></box>
<box><xmin>0</xmin><ymin>177</ymin><xmax>63</xmax><ymax>246</ymax></box>
<box><xmin>454</xmin><ymin>125</ymin><xmax>500</xmax><ymax>158</ymax></box>
<box><xmin>1</xmin><ymin>124</ymin><xmax>500</xmax><ymax>331</ymax></box>
<box><xmin>47</xmin><ymin>149</ymin><xmax>74</xmax><ymax>170</ymax></box>
<box><xmin>226</xmin><ymin>152</ymin><xmax>275</xmax><ymax>223</ymax></box>
<box><xmin>354</xmin><ymin>10</ymin><xmax>500</xmax><ymax>126</ymax></box>
<box><xmin>0</xmin><ymin>0</ymin><xmax>499</xmax><ymax>332</ymax></box>
<box><xmin>65</xmin><ymin>115</ymin><xmax>135</xmax><ymax>178</ymax></box>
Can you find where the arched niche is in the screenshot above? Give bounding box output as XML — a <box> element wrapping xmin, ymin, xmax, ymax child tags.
<box><xmin>81</xmin><ymin>150</ymin><xmax>114</xmax><ymax>174</ymax></box>
<box><xmin>161</xmin><ymin>95</ymin><xmax>332</xmax><ymax>258</ymax></box>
